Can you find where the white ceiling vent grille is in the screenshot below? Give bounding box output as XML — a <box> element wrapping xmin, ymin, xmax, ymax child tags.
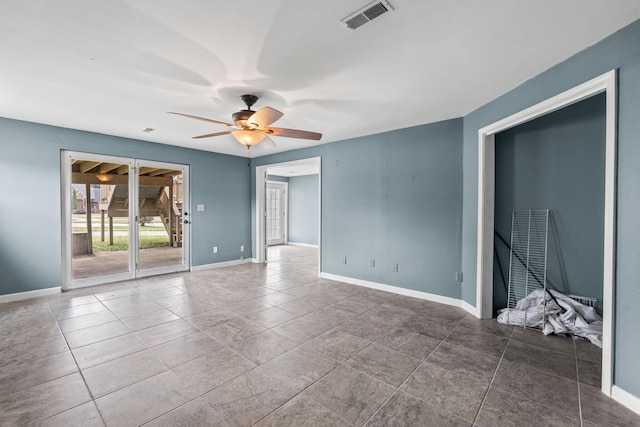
<box><xmin>341</xmin><ymin>1</ymin><xmax>393</xmax><ymax>30</ymax></box>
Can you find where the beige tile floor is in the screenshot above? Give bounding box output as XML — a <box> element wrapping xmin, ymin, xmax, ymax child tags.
<box><xmin>1</xmin><ymin>245</ymin><xmax>639</xmax><ymax>426</ymax></box>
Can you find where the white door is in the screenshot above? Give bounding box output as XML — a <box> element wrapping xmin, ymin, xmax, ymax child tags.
<box><xmin>266</xmin><ymin>181</ymin><xmax>287</xmax><ymax>246</ymax></box>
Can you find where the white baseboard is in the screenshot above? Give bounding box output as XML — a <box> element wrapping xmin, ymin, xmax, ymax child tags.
<box><xmin>320</xmin><ymin>272</ymin><xmax>472</xmax><ymax>311</ymax></box>
<box><xmin>612</xmin><ymin>385</ymin><xmax>640</xmax><ymax>416</ymax></box>
<box><xmin>461</xmin><ymin>300</ymin><xmax>480</xmax><ymax>317</ymax></box>
<box><xmin>191</xmin><ymin>258</ymin><xmax>255</xmax><ymax>271</ymax></box>
<box><xmin>287</xmin><ymin>242</ymin><xmax>319</xmax><ymax>248</ymax></box>
<box><xmin>0</xmin><ymin>287</ymin><xmax>61</xmax><ymax>304</ymax></box>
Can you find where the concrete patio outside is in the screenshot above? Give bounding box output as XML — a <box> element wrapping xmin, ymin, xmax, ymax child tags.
<box><xmin>72</xmin><ymin>246</ymin><xmax>183</xmax><ymax>279</ymax></box>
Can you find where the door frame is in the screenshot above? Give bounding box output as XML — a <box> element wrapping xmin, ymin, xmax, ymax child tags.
<box><xmin>255</xmin><ymin>157</ymin><xmax>321</xmax><ymax>274</ymax></box>
<box><xmin>266</xmin><ymin>180</ymin><xmax>288</xmax><ymax>246</ymax></box>
<box><xmin>475</xmin><ymin>70</ymin><xmax>617</xmax><ymax>395</ymax></box>
<box><xmin>61</xmin><ymin>151</ymin><xmax>190</xmax><ymax>290</ymax></box>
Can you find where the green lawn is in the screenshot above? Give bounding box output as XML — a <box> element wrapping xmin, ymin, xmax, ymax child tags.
<box><xmin>72</xmin><ymin>214</ymin><xmax>166</xmax><ymax>232</ymax></box>
<box><xmin>72</xmin><ymin>225</ymin><xmax>165</xmax><ymax>232</ymax></box>
<box><xmin>93</xmin><ymin>235</ymin><xmax>170</xmax><ymax>252</ymax></box>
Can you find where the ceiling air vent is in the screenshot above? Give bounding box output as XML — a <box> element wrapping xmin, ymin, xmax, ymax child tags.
<box><xmin>341</xmin><ymin>1</ymin><xmax>393</xmax><ymax>30</ymax></box>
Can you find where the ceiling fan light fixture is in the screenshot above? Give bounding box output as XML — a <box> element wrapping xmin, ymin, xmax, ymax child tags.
<box><xmin>96</xmin><ymin>172</ymin><xmax>113</xmax><ymax>182</ymax></box>
<box><xmin>232</xmin><ymin>130</ymin><xmax>265</xmax><ymax>147</ymax></box>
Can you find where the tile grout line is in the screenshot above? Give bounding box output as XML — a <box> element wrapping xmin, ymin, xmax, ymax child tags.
<box><xmin>48</xmin><ymin>299</ymin><xmax>110</xmax><ymax>427</ymax></box>
<box><xmin>470</xmin><ymin>323</ymin><xmax>515</xmax><ymax>426</ymax></box>
<box><xmin>360</xmin><ymin>312</ymin><xmax>470</xmax><ymax>426</ymax></box>
<box><xmin>574</xmin><ymin>337</ymin><xmax>585</xmax><ymax>427</ymax></box>
<box><xmin>243</xmin><ymin>311</ymin><xmax>404</xmax><ymax>426</ymax></box>
<box><xmin>248</xmin><ymin>364</ymin><xmax>349</xmax><ymax>426</ymax></box>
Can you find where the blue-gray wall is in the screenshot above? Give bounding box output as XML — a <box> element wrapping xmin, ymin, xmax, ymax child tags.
<box><xmin>253</xmin><ymin>118</ymin><xmax>463</xmax><ymax>298</ymax></box>
<box><xmin>461</xmin><ymin>20</ymin><xmax>640</xmax><ymax>396</ymax></box>
<box><xmin>288</xmin><ymin>174</ymin><xmax>319</xmax><ymax>246</ymax></box>
<box><xmin>0</xmin><ymin>118</ymin><xmax>251</xmax><ymax>295</ymax></box>
<box><xmin>493</xmin><ymin>94</ymin><xmax>606</xmax><ymax>311</ymax></box>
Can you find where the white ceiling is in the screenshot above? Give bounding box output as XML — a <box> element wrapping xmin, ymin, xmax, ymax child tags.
<box><xmin>2</xmin><ymin>1</ymin><xmax>639</xmax><ymax>158</ymax></box>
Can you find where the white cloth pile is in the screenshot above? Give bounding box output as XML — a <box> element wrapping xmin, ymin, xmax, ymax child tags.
<box><xmin>497</xmin><ymin>289</ymin><xmax>603</xmax><ymax>347</ymax></box>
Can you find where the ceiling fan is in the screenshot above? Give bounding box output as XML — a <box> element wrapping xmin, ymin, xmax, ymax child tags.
<box><xmin>169</xmin><ymin>94</ymin><xmax>322</xmax><ymax>148</ymax></box>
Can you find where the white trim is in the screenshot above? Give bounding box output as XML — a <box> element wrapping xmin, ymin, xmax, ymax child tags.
<box><xmin>190</xmin><ymin>258</ymin><xmax>254</xmax><ymax>271</ymax></box>
<box><xmin>461</xmin><ymin>299</ymin><xmax>480</xmax><ymax>317</ymax></box>
<box><xmin>0</xmin><ymin>287</ymin><xmax>61</xmax><ymax>304</ymax></box>
<box><xmin>611</xmin><ymin>386</ymin><xmax>640</xmax><ymax>416</ymax></box>
<box><xmin>287</xmin><ymin>242</ymin><xmax>319</xmax><ymax>248</ymax></box>
<box><xmin>66</xmin><ymin>272</ymin><xmax>132</xmax><ymax>290</ymax></box>
<box><xmin>317</xmin><ymin>164</ymin><xmax>322</xmax><ymax>277</ymax></box>
<box><xmin>475</xmin><ymin>70</ymin><xmax>617</xmax><ymax>396</ymax></box>
<box><xmin>320</xmin><ymin>272</ymin><xmax>472</xmax><ymax>311</ymax></box>
<box><xmin>61</xmin><ymin>151</ymin><xmax>73</xmax><ymax>291</ymax></box>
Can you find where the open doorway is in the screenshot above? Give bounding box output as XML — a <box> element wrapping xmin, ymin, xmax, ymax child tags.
<box><xmin>255</xmin><ymin>157</ymin><xmax>321</xmax><ymax>273</ymax></box>
<box><xmin>61</xmin><ymin>152</ymin><xmax>190</xmax><ymax>289</ymax></box>
<box><xmin>493</xmin><ymin>93</ymin><xmax>606</xmax><ymax>312</ymax></box>
<box><xmin>475</xmin><ymin>70</ymin><xmax>617</xmax><ymax>395</ymax></box>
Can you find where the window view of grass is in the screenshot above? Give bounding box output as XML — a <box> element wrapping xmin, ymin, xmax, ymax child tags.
<box><xmin>72</xmin><ymin>215</ymin><xmax>165</xmax><ymax>232</ymax></box>
<box><xmin>93</xmin><ymin>236</ymin><xmax>171</xmax><ymax>251</ymax></box>
<box><xmin>72</xmin><ymin>215</ymin><xmax>170</xmax><ymax>253</ymax></box>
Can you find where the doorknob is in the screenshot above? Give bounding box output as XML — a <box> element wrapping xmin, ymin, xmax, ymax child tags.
<box><xmin>184</xmin><ymin>220</ymin><xmax>189</xmax><ymax>224</ymax></box>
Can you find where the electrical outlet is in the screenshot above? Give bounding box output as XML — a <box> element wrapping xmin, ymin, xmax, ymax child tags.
<box><xmin>455</xmin><ymin>272</ymin><xmax>463</xmax><ymax>282</ymax></box>
<box><xmin>213</xmin><ymin>246</ymin><xmax>218</xmax><ymax>254</ymax></box>
<box><xmin>393</xmin><ymin>264</ymin><xmax>398</xmax><ymax>272</ymax></box>
<box><xmin>342</xmin><ymin>256</ymin><xmax>347</xmax><ymax>265</ymax></box>
<box><xmin>197</xmin><ymin>204</ymin><xmax>205</xmax><ymax>212</ymax></box>
<box><xmin>240</xmin><ymin>245</ymin><xmax>245</xmax><ymax>252</ymax></box>
<box><xmin>370</xmin><ymin>259</ymin><xmax>375</xmax><ymax>267</ymax></box>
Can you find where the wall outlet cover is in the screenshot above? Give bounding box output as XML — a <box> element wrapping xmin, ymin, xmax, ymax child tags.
<box><xmin>213</xmin><ymin>246</ymin><xmax>218</xmax><ymax>254</ymax></box>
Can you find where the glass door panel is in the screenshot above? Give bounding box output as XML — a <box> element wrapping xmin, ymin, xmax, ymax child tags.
<box><xmin>137</xmin><ymin>161</ymin><xmax>187</xmax><ymax>273</ymax></box>
<box><xmin>70</xmin><ymin>158</ymin><xmax>131</xmax><ymax>280</ymax></box>
<box><xmin>267</xmin><ymin>182</ymin><xmax>285</xmax><ymax>246</ymax></box>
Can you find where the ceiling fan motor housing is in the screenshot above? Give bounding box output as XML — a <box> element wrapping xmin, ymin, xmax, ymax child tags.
<box><xmin>232</xmin><ymin>110</ymin><xmax>254</xmax><ymax>127</ymax></box>
<box><xmin>240</xmin><ymin>94</ymin><xmax>258</xmax><ymax>108</ymax></box>
<box><xmin>233</xmin><ymin>94</ymin><xmax>260</xmax><ymax>127</ymax></box>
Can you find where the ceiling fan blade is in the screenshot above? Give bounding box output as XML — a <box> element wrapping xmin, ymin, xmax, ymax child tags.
<box><xmin>192</xmin><ymin>130</ymin><xmax>232</xmax><ymax>139</ymax></box>
<box><xmin>268</xmin><ymin>127</ymin><xmax>322</xmax><ymax>140</ymax></box>
<box><xmin>168</xmin><ymin>112</ymin><xmax>233</xmax><ymax>127</ymax></box>
<box><xmin>247</xmin><ymin>107</ymin><xmax>283</xmax><ymax>128</ymax></box>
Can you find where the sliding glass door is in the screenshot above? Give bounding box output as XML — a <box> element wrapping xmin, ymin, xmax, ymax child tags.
<box><xmin>62</xmin><ymin>152</ymin><xmax>189</xmax><ymax>289</ymax></box>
